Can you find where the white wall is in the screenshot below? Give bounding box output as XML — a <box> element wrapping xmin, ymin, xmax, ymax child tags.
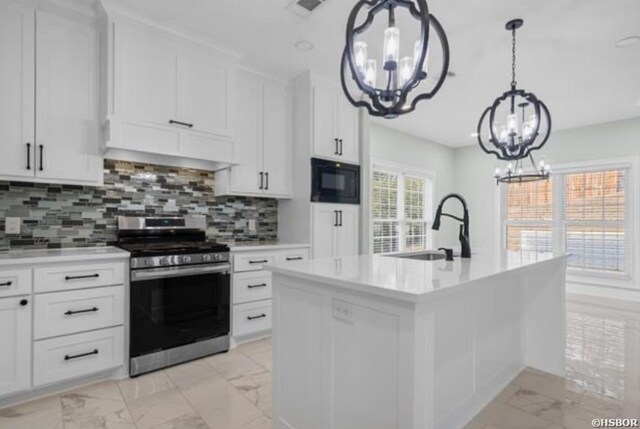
<box><xmin>454</xmin><ymin>117</ymin><xmax>640</xmax><ymax>299</ymax></box>
<box><xmin>368</xmin><ymin>123</ymin><xmax>458</xmax><ymax>250</ymax></box>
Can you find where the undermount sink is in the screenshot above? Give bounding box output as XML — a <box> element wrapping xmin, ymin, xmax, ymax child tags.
<box><xmin>385</xmin><ymin>251</ymin><xmax>446</xmax><ymax>261</ymax></box>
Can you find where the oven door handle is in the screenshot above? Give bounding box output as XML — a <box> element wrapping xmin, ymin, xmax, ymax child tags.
<box><xmin>131</xmin><ymin>264</ymin><xmax>230</xmax><ymax>281</ymax></box>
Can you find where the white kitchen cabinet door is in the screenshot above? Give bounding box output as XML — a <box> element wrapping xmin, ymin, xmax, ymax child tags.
<box><xmin>262</xmin><ymin>82</ymin><xmax>290</xmax><ymax>197</ymax></box>
<box><xmin>312</xmin><ymin>81</ymin><xmax>339</xmax><ymax>161</ymax></box>
<box><xmin>230</xmin><ymin>71</ymin><xmax>263</xmax><ymax>194</ymax></box>
<box><xmin>335</xmin><ymin>205</ymin><xmax>360</xmax><ymax>257</ymax></box>
<box><xmin>337</xmin><ymin>97</ymin><xmax>360</xmax><ymax>164</ymax></box>
<box><xmin>35</xmin><ymin>10</ymin><xmax>102</xmax><ymax>185</ymax></box>
<box><xmin>178</xmin><ymin>46</ymin><xmax>234</xmax><ymax>139</ymax></box>
<box><xmin>0</xmin><ymin>3</ymin><xmax>35</xmax><ymax>180</ymax></box>
<box><xmin>117</xmin><ymin>23</ymin><xmax>178</xmax><ymax>128</ymax></box>
<box><xmin>0</xmin><ymin>297</ymin><xmax>31</xmax><ymax>397</ymax></box>
<box><xmin>311</xmin><ymin>204</ymin><xmax>339</xmax><ymax>259</ymax></box>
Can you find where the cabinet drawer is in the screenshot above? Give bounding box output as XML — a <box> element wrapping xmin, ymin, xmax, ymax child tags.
<box><xmin>234</xmin><ymin>252</ymin><xmax>276</xmax><ymax>273</ymax></box>
<box><xmin>233</xmin><ymin>300</ymin><xmax>272</xmax><ymax>337</ymax></box>
<box><xmin>34</xmin><ymin>261</ymin><xmax>125</xmax><ymax>293</ymax></box>
<box><xmin>33</xmin><ymin>327</ymin><xmax>124</xmax><ymax>387</ymax></box>
<box><xmin>233</xmin><ymin>272</ymin><xmax>272</xmax><ymax>304</ymax></box>
<box><xmin>34</xmin><ymin>286</ymin><xmax>124</xmax><ymax>340</ymax></box>
<box><xmin>0</xmin><ymin>269</ymin><xmax>32</xmax><ymax>298</ymax></box>
<box><xmin>278</xmin><ymin>249</ymin><xmax>309</xmax><ymax>264</ymax></box>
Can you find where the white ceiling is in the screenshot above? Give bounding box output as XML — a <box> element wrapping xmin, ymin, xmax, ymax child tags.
<box><xmin>105</xmin><ymin>0</ymin><xmax>640</xmax><ymax>147</ymax></box>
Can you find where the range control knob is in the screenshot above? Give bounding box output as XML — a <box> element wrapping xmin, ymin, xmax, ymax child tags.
<box><xmin>215</xmin><ymin>254</ymin><xmax>224</xmax><ymax>261</ymax></box>
<box><xmin>182</xmin><ymin>255</ymin><xmax>192</xmax><ymax>264</ymax></box>
<box><xmin>159</xmin><ymin>257</ymin><xmax>170</xmax><ymax>266</ymax></box>
<box><xmin>202</xmin><ymin>254</ymin><xmax>213</xmax><ymax>263</ymax></box>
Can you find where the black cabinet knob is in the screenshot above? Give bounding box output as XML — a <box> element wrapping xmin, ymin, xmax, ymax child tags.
<box><xmin>20</xmin><ymin>299</ymin><xmax>28</xmax><ymax>306</ymax></box>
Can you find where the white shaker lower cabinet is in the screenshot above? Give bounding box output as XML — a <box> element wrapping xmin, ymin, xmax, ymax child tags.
<box><xmin>311</xmin><ymin>203</ymin><xmax>359</xmax><ymax>259</ymax></box>
<box><xmin>230</xmin><ymin>245</ymin><xmax>309</xmax><ymax>343</ymax></box>
<box><xmin>0</xmin><ymin>249</ymin><xmax>128</xmax><ymax>402</ymax></box>
<box><xmin>0</xmin><ymin>296</ymin><xmax>31</xmax><ymax>397</ymax></box>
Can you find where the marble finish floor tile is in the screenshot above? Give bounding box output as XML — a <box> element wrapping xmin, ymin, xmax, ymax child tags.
<box><xmin>0</xmin><ymin>293</ymin><xmax>638</xmax><ymax>429</ymax></box>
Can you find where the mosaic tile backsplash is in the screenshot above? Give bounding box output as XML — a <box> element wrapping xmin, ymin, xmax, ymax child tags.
<box><xmin>0</xmin><ymin>159</ymin><xmax>278</xmax><ymax>251</ymax></box>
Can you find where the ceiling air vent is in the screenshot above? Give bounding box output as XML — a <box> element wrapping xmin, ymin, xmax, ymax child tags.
<box><xmin>286</xmin><ymin>0</ymin><xmax>328</xmax><ymax>19</ymax></box>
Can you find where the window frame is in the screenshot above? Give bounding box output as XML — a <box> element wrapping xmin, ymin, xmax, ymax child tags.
<box><xmin>371</xmin><ymin>160</ymin><xmax>434</xmax><ymax>254</ymax></box>
<box><xmin>500</xmin><ymin>156</ymin><xmax>640</xmax><ymax>290</ymax></box>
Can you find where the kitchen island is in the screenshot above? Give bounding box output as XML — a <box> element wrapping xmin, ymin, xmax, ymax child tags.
<box><xmin>265</xmin><ymin>251</ymin><xmax>568</xmax><ymax>429</ymax></box>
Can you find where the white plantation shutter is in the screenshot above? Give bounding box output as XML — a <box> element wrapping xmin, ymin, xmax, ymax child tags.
<box><xmin>564</xmin><ymin>170</ymin><xmax>626</xmax><ymax>273</ymax></box>
<box><xmin>372</xmin><ymin>170</ymin><xmax>400</xmax><ymax>254</ymax></box>
<box><xmin>503</xmin><ymin>165</ymin><xmax>632</xmax><ymax>280</ymax></box>
<box><xmin>371</xmin><ymin>166</ymin><xmax>432</xmax><ymax>254</ymax></box>
<box><xmin>505</xmin><ymin>179</ymin><xmax>554</xmax><ymax>253</ymax></box>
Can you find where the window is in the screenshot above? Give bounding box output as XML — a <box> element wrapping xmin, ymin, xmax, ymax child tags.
<box><xmin>503</xmin><ymin>163</ymin><xmax>634</xmax><ymax>281</ymax></box>
<box><xmin>371</xmin><ymin>165</ymin><xmax>432</xmax><ymax>254</ymax></box>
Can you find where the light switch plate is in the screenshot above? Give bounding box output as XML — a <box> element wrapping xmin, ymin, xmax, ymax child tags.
<box><xmin>248</xmin><ymin>219</ymin><xmax>256</xmax><ymax>232</ymax></box>
<box><xmin>5</xmin><ymin>217</ymin><xmax>21</xmax><ymax>235</ymax></box>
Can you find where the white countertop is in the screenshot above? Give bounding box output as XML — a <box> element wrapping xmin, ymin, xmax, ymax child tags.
<box><xmin>266</xmin><ymin>250</ymin><xmax>568</xmax><ymax>302</ymax></box>
<box><xmin>0</xmin><ymin>246</ymin><xmax>130</xmax><ymax>266</ymax></box>
<box><xmin>227</xmin><ymin>243</ymin><xmax>310</xmax><ymax>252</ymax></box>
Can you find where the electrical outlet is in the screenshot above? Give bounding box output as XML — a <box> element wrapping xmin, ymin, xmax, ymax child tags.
<box><xmin>248</xmin><ymin>219</ymin><xmax>256</xmax><ymax>232</ymax></box>
<box><xmin>5</xmin><ymin>217</ymin><xmax>21</xmax><ymax>235</ymax></box>
<box><xmin>332</xmin><ymin>299</ymin><xmax>354</xmax><ymax>323</ymax></box>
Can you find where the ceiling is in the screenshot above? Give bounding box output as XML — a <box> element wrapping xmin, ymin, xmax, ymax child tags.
<box><xmin>105</xmin><ymin>0</ymin><xmax>640</xmax><ymax>147</ymax></box>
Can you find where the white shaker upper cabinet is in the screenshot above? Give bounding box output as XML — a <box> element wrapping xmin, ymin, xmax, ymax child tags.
<box><xmin>118</xmin><ymin>24</ymin><xmax>178</xmax><ymax>129</ymax></box>
<box><xmin>0</xmin><ymin>3</ymin><xmax>35</xmax><ymax>180</ymax></box>
<box><xmin>109</xmin><ymin>20</ymin><xmax>236</xmax><ymax>164</ymax></box>
<box><xmin>312</xmin><ymin>78</ymin><xmax>359</xmax><ymax>164</ymax></box>
<box><xmin>179</xmin><ymin>45</ymin><xmax>234</xmax><ymax>139</ymax></box>
<box><xmin>35</xmin><ymin>9</ymin><xmax>102</xmax><ymax>185</ymax></box>
<box><xmin>215</xmin><ymin>70</ymin><xmax>292</xmax><ymax>199</ymax></box>
<box><xmin>0</xmin><ymin>297</ymin><xmax>31</xmax><ymax>397</ymax></box>
<box><xmin>229</xmin><ymin>70</ymin><xmax>263</xmax><ymax>194</ymax></box>
<box><xmin>262</xmin><ymin>81</ymin><xmax>290</xmax><ymax>197</ymax></box>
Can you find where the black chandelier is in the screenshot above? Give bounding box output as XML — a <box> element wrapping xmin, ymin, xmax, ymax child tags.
<box><xmin>477</xmin><ymin>19</ymin><xmax>552</xmax><ymax>184</ymax></box>
<box><xmin>340</xmin><ymin>0</ymin><xmax>450</xmax><ymax>119</ymax></box>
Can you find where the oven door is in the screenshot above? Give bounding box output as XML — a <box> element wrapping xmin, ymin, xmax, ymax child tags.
<box><xmin>311</xmin><ymin>158</ymin><xmax>360</xmax><ymax>204</ymax></box>
<box><xmin>130</xmin><ymin>264</ymin><xmax>230</xmax><ymax>358</ymax></box>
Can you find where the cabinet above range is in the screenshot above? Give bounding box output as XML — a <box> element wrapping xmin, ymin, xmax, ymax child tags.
<box><xmin>102</xmin><ymin>14</ymin><xmax>241</xmax><ymax>169</ymax></box>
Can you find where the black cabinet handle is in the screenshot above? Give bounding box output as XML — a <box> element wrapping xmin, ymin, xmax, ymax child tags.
<box><xmin>26</xmin><ymin>143</ymin><xmax>31</xmax><ymax>170</ymax></box>
<box><xmin>338</xmin><ymin>210</ymin><xmax>343</xmax><ymax>227</ymax></box>
<box><xmin>20</xmin><ymin>299</ymin><xmax>28</xmax><ymax>306</ymax></box>
<box><xmin>65</xmin><ymin>274</ymin><xmax>100</xmax><ymax>281</ymax></box>
<box><xmin>334</xmin><ymin>138</ymin><xmax>339</xmax><ymax>155</ymax></box>
<box><xmin>0</xmin><ymin>281</ymin><xmax>12</xmax><ymax>287</ymax></box>
<box><xmin>334</xmin><ymin>210</ymin><xmax>339</xmax><ymax>227</ymax></box>
<box><xmin>65</xmin><ymin>307</ymin><xmax>98</xmax><ymax>316</ymax></box>
<box><xmin>249</xmin><ymin>260</ymin><xmax>269</xmax><ymax>264</ymax></box>
<box><xmin>248</xmin><ymin>283</ymin><xmax>267</xmax><ymax>289</ymax></box>
<box><xmin>265</xmin><ymin>172</ymin><xmax>269</xmax><ymax>190</ymax></box>
<box><xmin>286</xmin><ymin>257</ymin><xmax>303</xmax><ymax>261</ymax></box>
<box><xmin>169</xmin><ymin>120</ymin><xmax>194</xmax><ymax>128</ymax></box>
<box><xmin>247</xmin><ymin>314</ymin><xmax>267</xmax><ymax>321</ymax></box>
<box><xmin>64</xmin><ymin>349</ymin><xmax>99</xmax><ymax>361</ymax></box>
<box><xmin>339</xmin><ymin>139</ymin><xmax>344</xmax><ymax>156</ymax></box>
<box><xmin>259</xmin><ymin>172</ymin><xmax>264</xmax><ymax>190</ymax></box>
<box><xmin>39</xmin><ymin>145</ymin><xmax>44</xmax><ymax>171</ymax></box>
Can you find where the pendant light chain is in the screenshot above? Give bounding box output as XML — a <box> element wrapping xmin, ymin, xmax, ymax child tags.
<box><xmin>511</xmin><ymin>28</ymin><xmax>517</xmax><ymax>88</ymax></box>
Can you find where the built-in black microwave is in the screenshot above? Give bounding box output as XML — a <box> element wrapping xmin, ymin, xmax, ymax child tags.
<box><xmin>311</xmin><ymin>158</ymin><xmax>360</xmax><ymax>205</ymax></box>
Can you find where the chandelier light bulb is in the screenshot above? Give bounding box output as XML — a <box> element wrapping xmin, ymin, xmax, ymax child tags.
<box><xmin>529</xmin><ymin>113</ymin><xmax>537</xmax><ymax>130</ymax></box>
<box><xmin>499</xmin><ymin>126</ymin><xmax>509</xmax><ymax>143</ymax></box>
<box><xmin>517</xmin><ymin>168</ymin><xmax>523</xmax><ymax>176</ymax></box>
<box><xmin>354</xmin><ymin>41</ymin><xmax>368</xmax><ymax>75</ymax></box>
<box><xmin>399</xmin><ymin>57</ymin><xmax>414</xmax><ymax>86</ymax></box>
<box><xmin>494</xmin><ymin>167</ymin><xmax>501</xmax><ymax>178</ymax></box>
<box><xmin>364</xmin><ymin>59</ymin><xmax>377</xmax><ymax>87</ymax></box>
<box><xmin>507</xmin><ymin>113</ymin><xmax>518</xmax><ymax>134</ymax></box>
<box><xmin>383</xmin><ymin>27</ymin><xmax>400</xmax><ymax>68</ymax></box>
<box><xmin>507</xmin><ymin>162</ymin><xmax>514</xmax><ymax>173</ymax></box>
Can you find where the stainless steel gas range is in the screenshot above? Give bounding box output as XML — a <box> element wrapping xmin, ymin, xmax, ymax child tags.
<box><xmin>117</xmin><ymin>216</ymin><xmax>230</xmax><ymax>376</ymax></box>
